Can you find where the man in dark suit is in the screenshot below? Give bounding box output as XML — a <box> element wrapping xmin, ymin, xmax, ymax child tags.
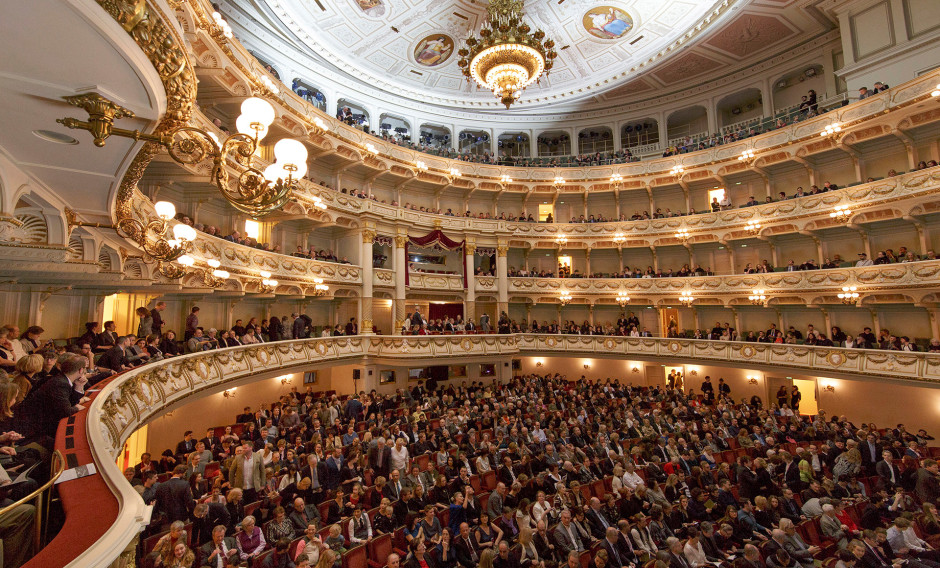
<box><xmin>288</xmin><ymin>497</ymin><xmax>321</xmax><ymax>536</ymax></box>
<box><xmin>344</xmin><ymin>317</ymin><xmax>358</xmax><ymax>336</ymax></box>
<box><xmin>498</xmin><ymin>456</ymin><xmax>517</xmax><ymax>486</ymax></box>
<box><xmin>176</xmin><ymin>431</ymin><xmax>196</xmax><ymax>457</ymax></box>
<box><xmin>367</xmin><ymin>438</ymin><xmax>392</xmax><ymax>480</ymax></box>
<box><xmin>455</xmin><ymin>522</ymin><xmax>482</xmax><ymax>568</ymax></box>
<box><xmin>860</xmin><ymin>434</ymin><xmax>882</xmax><ymax>475</ymax></box>
<box><xmin>324</xmin><ymin>448</ymin><xmax>344</xmax><ymax>491</ymax></box>
<box><xmin>586</xmin><ymin>497</ymin><xmax>613</xmax><ymax>540</ymax></box>
<box><xmin>199</xmin><ymin>524</ymin><xmax>238</xmax><ymax>568</ymax></box>
<box><xmin>914</xmin><ymin>459</ymin><xmax>940</xmax><ymax>505</ymax></box>
<box><xmin>150</xmin><ymin>302</ymin><xmax>166</xmax><ymax>335</ymax></box>
<box><xmin>667</xmin><ymin>537</ymin><xmax>692</xmax><ymax>568</ymax></box>
<box><xmin>191</xmin><ymin>501</ymin><xmax>230</xmax><ymax>549</ymax></box>
<box><xmin>875</xmin><ymin>450</ymin><xmax>901</xmax><ymax>488</ymax></box>
<box><xmin>23</xmin><ymin>354</ymin><xmax>87</xmax><ymax>438</ymax></box>
<box><xmin>603</xmin><ymin>527</ymin><xmax>632</xmax><ymax>568</ymax></box>
<box><xmin>154</xmin><ymin>465</ymin><xmax>194</xmax><ymax>523</ymax></box>
<box><xmin>781</xmin><ymin>452</ymin><xmax>801</xmax><ymax>490</ymax></box>
<box><xmin>201</xmin><ymin>428</ymin><xmax>222</xmax><ymax>454</ymax></box>
<box><xmin>97</xmin><ymin>335</ymin><xmax>129</xmax><ymax>373</ymax></box>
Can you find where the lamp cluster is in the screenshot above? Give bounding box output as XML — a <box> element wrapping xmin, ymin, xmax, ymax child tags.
<box><xmin>748</xmin><ymin>289</ymin><xmax>767</xmax><ymax>305</ymax></box>
<box><xmin>210</xmin><ymin>10</ymin><xmax>234</xmax><ymax>39</ymax></box>
<box><xmin>830</xmin><ymin>205</ymin><xmax>852</xmax><ymax>222</ymax></box>
<box><xmin>838</xmin><ymin>286</ymin><xmax>859</xmax><ymax>304</ymax></box>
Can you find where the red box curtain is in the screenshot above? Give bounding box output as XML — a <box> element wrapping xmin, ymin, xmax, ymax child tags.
<box><xmin>404</xmin><ymin>230</ymin><xmax>467</xmax><ymax>288</ymax></box>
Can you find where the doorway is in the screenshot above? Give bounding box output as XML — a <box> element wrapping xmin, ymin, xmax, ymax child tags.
<box><xmin>538</xmin><ymin>203</ymin><xmax>554</xmax><ymax>222</ymax></box>
<box><xmin>661</xmin><ymin>307</ymin><xmax>679</xmax><ymax>337</ymax></box>
<box><xmin>664</xmin><ymin>366</ymin><xmax>685</xmax><ymax>391</ymax></box>
<box><xmin>766</xmin><ymin>376</ymin><xmax>818</xmax><ymax>415</ymax></box>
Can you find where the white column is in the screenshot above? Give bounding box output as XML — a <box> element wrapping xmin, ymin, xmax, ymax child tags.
<box><xmin>360</xmin><ymin>229</ymin><xmax>375</xmax><ymax>335</ymax></box>
<box><xmin>497</xmin><ymin>243</ymin><xmax>509</xmax><ymax>316</ymax></box>
<box><xmin>465</xmin><ymin>244</ymin><xmax>476</xmax><ymax>324</ymax></box>
<box><xmin>613</xmin><ymin>124</ymin><xmax>622</xmax><ymax>151</ymax></box>
<box><xmin>394</xmin><ymin>234</ymin><xmax>407</xmax><ymax>334</ymax></box>
<box><xmin>528</xmin><ymin>131</ymin><xmax>537</xmax><ymax>157</ymax></box>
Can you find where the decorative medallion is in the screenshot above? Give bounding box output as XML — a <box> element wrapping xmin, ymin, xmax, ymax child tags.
<box><xmin>414</xmin><ymin>35</ymin><xmax>454</xmax><ymax>67</ymax></box>
<box><xmin>741</xmin><ymin>345</ymin><xmax>756</xmax><ymax>358</ymax></box>
<box><xmin>826</xmin><ymin>351</ymin><xmax>846</xmax><ymax>367</ymax></box>
<box><xmin>668</xmin><ymin>341</ymin><xmax>681</xmax><ymax>353</ymax></box>
<box><xmin>583</xmin><ymin>7</ymin><xmax>634</xmax><ymax>39</ymax></box>
<box><xmin>353</xmin><ymin>0</ymin><xmax>385</xmax><ymax>17</ymax></box>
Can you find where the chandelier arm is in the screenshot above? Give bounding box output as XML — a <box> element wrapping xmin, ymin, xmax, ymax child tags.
<box><xmin>164</xmin><ymin>126</ymin><xmax>222</xmax><ymax>165</ymax></box>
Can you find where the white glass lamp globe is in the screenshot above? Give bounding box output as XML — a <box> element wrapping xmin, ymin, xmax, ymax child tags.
<box><xmin>240</xmin><ymin>97</ymin><xmax>275</xmax><ymax>127</ymax></box>
<box><xmin>154</xmin><ymin>201</ymin><xmax>176</xmax><ymax>220</ymax></box>
<box><xmin>172</xmin><ymin>223</ymin><xmax>197</xmax><ymax>242</ymax></box>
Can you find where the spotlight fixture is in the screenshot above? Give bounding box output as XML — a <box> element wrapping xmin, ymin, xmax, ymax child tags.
<box><xmin>457</xmin><ymin>0</ymin><xmax>557</xmax><ymax>108</ymax></box>
<box><xmin>678</xmin><ymin>291</ymin><xmax>694</xmax><ymax>305</ymax></box>
<box><xmin>610</xmin><ymin>173</ymin><xmax>623</xmax><ymax>189</ymax></box>
<box><xmin>838</xmin><ymin>286</ymin><xmax>859</xmax><ymax>304</ymax></box>
<box><xmin>675</xmin><ymin>229</ymin><xmax>691</xmax><ymax>242</ymax></box>
<box><xmin>616</xmin><ymin>292</ymin><xmax>630</xmax><ymax>308</ymax></box>
<box><xmin>748</xmin><ymin>289</ymin><xmax>767</xmax><ymax>305</ymax></box>
<box><xmin>830</xmin><ymin>205</ymin><xmax>852</xmax><ymax>222</ymax></box>
<box><xmin>559</xmin><ymin>291</ymin><xmax>572</xmax><ymax>306</ymax></box>
<box><xmin>57</xmin><ymin>95</ymin><xmax>310</xmax><ymax>218</ymax></box>
<box><xmin>738</xmin><ymin>149</ymin><xmax>755</xmax><ymax>165</ymax></box>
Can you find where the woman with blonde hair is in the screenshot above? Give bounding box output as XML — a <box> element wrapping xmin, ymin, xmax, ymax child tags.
<box><xmin>164</xmin><ymin>542</ymin><xmax>194</xmax><ymax>568</ymax></box>
<box><xmin>518</xmin><ymin>525</ymin><xmax>545</xmax><ymax>568</ymax></box>
<box><xmin>11</xmin><ymin>353</ymin><xmax>41</xmax><ymax>404</ymax></box>
<box><xmin>477</xmin><ymin>548</ymin><xmax>496</xmax><ymax>568</ymax></box>
<box><xmin>314</xmin><ymin>549</ymin><xmax>336</xmax><ymax>568</ymax></box>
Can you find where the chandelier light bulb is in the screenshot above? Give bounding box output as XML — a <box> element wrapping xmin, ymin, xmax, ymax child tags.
<box><xmin>739</xmin><ymin>149</ymin><xmax>755</xmax><ymax>162</ymax></box>
<box><xmin>172</xmin><ymin>223</ymin><xmax>197</xmax><ymax>242</ymax></box>
<box><xmin>260</xmin><ymin>270</ymin><xmax>272</xmax><ymax>279</ymax></box>
<box><xmin>154</xmin><ymin>201</ymin><xmax>176</xmax><ymax>220</ymax></box>
<box><xmin>207</xmin><ymin>259</ymin><xmax>221</xmax><ymax>269</ymax></box>
<box><xmin>273</xmin><ymin>138</ymin><xmax>308</xmax><ymax>166</ymax></box>
<box><xmin>213</xmin><ymin>269</ymin><xmax>229</xmax><ymax>279</ymax></box>
<box><xmin>176</xmin><ymin>255</ymin><xmax>195</xmax><ymax>267</ymax></box>
<box><xmin>236</xmin><ymin>114</ymin><xmax>268</xmax><ymax>139</ymax></box>
<box><xmin>240</xmin><ymin>97</ymin><xmax>276</xmax><ymax>128</ymax></box>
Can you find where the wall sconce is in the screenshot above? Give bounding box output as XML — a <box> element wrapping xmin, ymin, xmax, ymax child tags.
<box><xmin>738</xmin><ymin>149</ymin><xmax>755</xmax><ymax>165</ymax></box>
<box><xmin>610</xmin><ymin>173</ymin><xmax>623</xmax><ymax>189</ymax></box>
<box><xmin>222</xmin><ymin>387</ymin><xmax>237</xmax><ymax>398</ymax></box>
<box><xmin>202</xmin><ymin>259</ymin><xmax>229</xmax><ymax>288</ymax></box>
<box><xmin>500</xmin><ymin>174</ymin><xmax>513</xmax><ymax>185</ymax></box>
<box><xmin>747</xmin><ymin>376</ymin><xmax>759</xmax><ymax>385</ymax></box>
<box><xmin>553</xmin><ymin>176</ymin><xmax>565</xmax><ymax>190</ymax></box>
<box><xmin>536</xmin><ymin>361</ymin><xmax>543</xmax><ymax>367</ymax></box>
<box><xmin>675</xmin><ymin>229</ymin><xmax>691</xmax><ymax>242</ymax></box>
<box><xmin>583</xmin><ymin>364</ymin><xmax>590</xmax><ymax>369</ymax></box>
<box><xmin>690</xmin><ymin>370</ymin><xmax>698</xmax><ymax>376</ymax></box>
<box><xmin>823</xmin><ymin>384</ymin><xmax>836</xmax><ymax>393</ymax></box>
<box><xmin>312</xmin><ymin>277</ymin><xmax>329</xmax><ymax>296</ymax></box>
<box><xmin>280</xmin><ymin>376</ymin><xmax>292</xmax><ymax>385</ymax></box>
<box><xmin>259</xmin><ymin>270</ymin><xmax>279</xmax><ymax>293</ymax></box>
<box><xmin>632</xmin><ymin>367</ymin><xmax>640</xmax><ymax>374</ymax></box>
<box><xmin>416</xmin><ymin>160</ymin><xmax>428</xmax><ymax>172</ymax></box>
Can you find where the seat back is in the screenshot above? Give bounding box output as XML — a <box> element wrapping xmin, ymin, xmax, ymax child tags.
<box><xmin>343</xmin><ymin>544</ymin><xmax>368</xmax><ymax>568</ymax></box>
<box><xmin>368</xmin><ymin>532</ymin><xmax>393</xmax><ymax>563</ymax></box>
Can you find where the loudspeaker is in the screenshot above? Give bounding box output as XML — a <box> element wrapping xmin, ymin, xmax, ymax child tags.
<box><xmin>353</xmin><ymin>369</ymin><xmax>361</xmax><ymax>380</ymax></box>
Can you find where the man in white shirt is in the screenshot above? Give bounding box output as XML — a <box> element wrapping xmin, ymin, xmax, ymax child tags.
<box><xmin>855</xmin><ymin>253</ymin><xmax>873</xmax><ymax>267</ymax></box>
<box><xmin>622</xmin><ymin>463</ymin><xmax>644</xmax><ymax>490</ymax></box>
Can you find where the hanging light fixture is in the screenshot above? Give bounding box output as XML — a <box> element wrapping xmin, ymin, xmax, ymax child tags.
<box><xmin>745</xmin><ymin>220</ymin><xmax>761</xmax><ymax>234</ymax></box>
<box><xmin>259</xmin><ymin>270</ymin><xmax>279</xmax><ymax>293</ymax></box>
<box><xmin>838</xmin><ymin>286</ymin><xmax>859</xmax><ymax>304</ymax></box>
<box><xmin>678</xmin><ymin>291</ymin><xmax>694</xmax><ymax>305</ymax></box>
<box><xmin>613</xmin><ymin>232</ymin><xmax>626</xmax><ymax>245</ymax></box>
<box><xmin>675</xmin><ymin>228</ymin><xmax>691</xmax><ymax>242</ymax></box>
<box><xmin>559</xmin><ymin>291</ymin><xmax>572</xmax><ymax>306</ymax></box>
<box><xmin>610</xmin><ymin>173</ymin><xmax>623</xmax><ymax>189</ymax></box>
<box><xmin>616</xmin><ymin>292</ymin><xmax>630</xmax><ymax>308</ymax></box>
<box><xmin>57</xmin><ymin>95</ymin><xmax>312</xmax><ymax>218</ymax></box>
<box><xmin>458</xmin><ymin>0</ymin><xmax>557</xmax><ymax>108</ymax></box>
<box><xmin>748</xmin><ymin>289</ymin><xmax>767</xmax><ymax>305</ymax></box>
<box><xmin>670</xmin><ymin>165</ymin><xmax>685</xmax><ymax>179</ymax></box>
<box><xmin>312</xmin><ymin>277</ymin><xmax>329</xmax><ymax>296</ymax></box>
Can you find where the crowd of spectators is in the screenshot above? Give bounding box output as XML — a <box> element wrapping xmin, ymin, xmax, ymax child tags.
<box><xmin>134</xmin><ymin>363</ymin><xmax>940</xmax><ymax>568</ymax></box>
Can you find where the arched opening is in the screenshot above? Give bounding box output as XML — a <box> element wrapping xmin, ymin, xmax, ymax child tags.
<box><xmin>771</xmin><ymin>64</ymin><xmax>825</xmax><ymax>115</ymax></box>
<box><xmin>248</xmin><ymin>51</ymin><xmax>281</xmax><ymax>80</ymax></box>
<box><xmin>458</xmin><ymin>129</ymin><xmax>489</xmax><ymax>155</ymax></box>
<box><xmin>536</xmin><ymin>130</ymin><xmax>571</xmax><ymax>157</ymax></box>
<box><xmin>418</xmin><ymin>124</ymin><xmax>451</xmax><ymax>150</ymax></box>
<box><xmin>336</xmin><ymin>99</ymin><xmax>370</xmax><ymax>130</ymax></box>
<box><xmin>621</xmin><ymin>119</ymin><xmax>659</xmax><ymax>149</ymax></box>
<box><xmin>666</xmin><ymin>106</ymin><xmax>708</xmax><ymax>145</ymax></box>
<box><xmin>497</xmin><ymin>132</ymin><xmax>530</xmax><ymax>158</ymax></box>
<box><xmin>378</xmin><ymin>114</ymin><xmax>412</xmax><ymax>142</ymax></box>
<box><xmin>716</xmin><ymin>88</ymin><xmax>763</xmax><ymax>130</ymax></box>
<box><xmin>290</xmin><ymin>78</ymin><xmax>326</xmax><ymax>110</ymax></box>
<box><xmin>578</xmin><ymin>126</ymin><xmax>613</xmax><ymax>154</ymax></box>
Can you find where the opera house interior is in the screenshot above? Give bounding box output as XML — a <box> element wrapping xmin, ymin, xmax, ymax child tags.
<box><xmin>1</xmin><ymin>0</ymin><xmax>940</xmax><ymax>566</ymax></box>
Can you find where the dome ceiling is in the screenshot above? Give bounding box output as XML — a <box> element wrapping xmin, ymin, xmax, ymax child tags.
<box><xmin>258</xmin><ymin>0</ymin><xmax>751</xmax><ymax>109</ymax></box>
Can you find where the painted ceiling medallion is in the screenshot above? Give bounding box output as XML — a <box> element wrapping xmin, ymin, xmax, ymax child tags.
<box><xmin>353</xmin><ymin>0</ymin><xmax>385</xmax><ymax>17</ymax></box>
<box><xmin>414</xmin><ymin>35</ymin><xmax>455</xmax><ymax>67</ymax></box>
<box><xmin>583</xmin><ymin>6</ymin><xmax>634</xmax><ymax>40</ymax></box>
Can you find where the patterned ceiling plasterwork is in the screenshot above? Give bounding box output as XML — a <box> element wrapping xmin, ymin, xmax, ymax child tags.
<box><xmin>252</xmin><ymin>0</ymin><xmax>745</xmax><ymax>109</ymax></box>
<box><xmin>224</xmin><ymin>0</ymin><xmax>840</xmax><ymax>124</ymax></box>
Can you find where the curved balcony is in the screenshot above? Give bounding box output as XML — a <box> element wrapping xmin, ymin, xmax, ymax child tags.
<box><xmin>181</xmin><ymin>0</ymin><xmax>940</xmax><ymax>186</ymax></box>
<box><xmin>313</xmin><ymin>166</ymin><xmax>939</xmax><ymax>244</ymax></box>
<box><xmin>500</xmin><ymin>259</ymin><xmax>940</xmax><ymax>305</ymax></box>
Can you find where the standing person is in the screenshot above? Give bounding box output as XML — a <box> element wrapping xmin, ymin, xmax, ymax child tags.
<box><xmin>185</xmin><ymin>307</ymin><xmax>200</xmax><ymax>341</ymax></box>
<box><xmin>229</xmin><ymin>440</ymin><xmax>266</xmax><ymax>503</ymax></box>
<box><xmin>137</xmin><ymin>307</ymin><xmax>154</xmax><ymax>339</ymax></box>
<box><xmin>151</xmin><ymin>301</ymin><xmax>166</xmax><ymax>336</ymax></box>
<box><xmin>790</xmin><ymin>386</ymin><xmax>801</xmax><ymax>414</ymax></box>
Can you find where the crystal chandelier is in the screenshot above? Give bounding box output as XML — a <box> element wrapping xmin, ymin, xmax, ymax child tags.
<box><xmin>458</xmin><ymin>0</ymin><xmax>557</xmax><ymax>109</ymax></box>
